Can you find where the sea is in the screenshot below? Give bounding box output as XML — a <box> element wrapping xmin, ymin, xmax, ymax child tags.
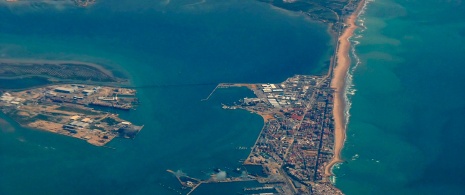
<box><xmin>0</xmin><ymin>0</ymin><xmax>332</xmax><ymax>194</ymax></box>
<box><xmin>2</xmin><ymin>0</ymin><xmax>464</xmax><ymax>194</ymax></box>
<box><xmin>334</xmin><ymin>0</ymin><xmax>465</xmax><ymax>194</ymax></box>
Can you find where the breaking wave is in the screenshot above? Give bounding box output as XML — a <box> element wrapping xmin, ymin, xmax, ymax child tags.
<box><xmin>343</xmin><ymin>0</ymin><xmax>373</xmax><ymax>133</ymax></box>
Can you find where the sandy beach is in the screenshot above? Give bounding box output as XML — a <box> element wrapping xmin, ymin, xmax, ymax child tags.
<box><xmin>325</xmin><ymin>0</ymin><xmax>366</xmax><ymax>177</ymax></box>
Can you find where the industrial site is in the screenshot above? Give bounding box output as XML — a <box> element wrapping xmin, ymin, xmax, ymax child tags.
<box><xmin>0</xmin><ymin>84</ymin><xmax>143</xmax><ymax>146</ymax></box>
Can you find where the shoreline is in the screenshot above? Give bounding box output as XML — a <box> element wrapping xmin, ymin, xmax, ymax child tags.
<box><xmin>0</xmin><ymin>58</ymin><xmax>132</xmax><ymax>91</ymax></box>
<box><xmin>325</xmin><ymin>0</ymin><xmax>366</xmax><ymax>177</ymax></box>
<box><xmin>0</xmin><ymin>58</ymin><xmax>114</xmax><ymax>77</ymax></box>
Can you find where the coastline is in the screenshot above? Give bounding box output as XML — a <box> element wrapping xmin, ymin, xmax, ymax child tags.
<box><xmin>0</xmin><ymin>58</ymin><xmax>132</xmax><ymax>90</ymax></box>
<box><xmin>0</xmin><ymin>59</ymin><xmax>114</xmax><ymax>77</ymax></box>
<box><xmin>325</xmin><ymin>0</ymin><xmax>366</xmax><ymax>177</ymax></box>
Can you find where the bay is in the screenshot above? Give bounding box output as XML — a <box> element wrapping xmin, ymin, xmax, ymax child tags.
<box><xmin>0</xmin><ymin>0</ymin><xmax>331</xmax><ymax>194</ymax></box>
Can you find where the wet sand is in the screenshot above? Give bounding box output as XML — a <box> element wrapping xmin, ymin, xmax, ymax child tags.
<box><xmin>325</xmin><ymin>0</ymin><xmax>366</xmax><ymax>176</ymax></box>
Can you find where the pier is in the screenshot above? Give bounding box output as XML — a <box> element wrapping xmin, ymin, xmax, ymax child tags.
<box><xmin>167</xmin><ymin>168</ymin><xmax>262</xmax><ymax>195</ymax></box>
<box><xmin>243</xmin><ymin>186</ymin><xmax>275</xmax><ymax>191</ymax></box>
<box><xmin>201</xmin><ymin>84</ymin><xmax>219</xmax><ymax>101</ymax></box>
<box><xmin>166</xmin><ymin>169</ymin><xmax>201</xmax><ymax>186</ymax></box>
<box><xmin>201</xmin><ymin>83</ymin><xmax>257</xmax><ymax>101</ymax></box>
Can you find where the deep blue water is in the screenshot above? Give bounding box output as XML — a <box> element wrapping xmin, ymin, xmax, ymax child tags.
<box><xmin>0</xmin><ymin>0</ymin><xmax>331</xmax><ymax>194</ymax></box>
<box><xmin>335</xmin><ymin>0</ymin><xmax>465</xmax><ymax>194</ymax></box>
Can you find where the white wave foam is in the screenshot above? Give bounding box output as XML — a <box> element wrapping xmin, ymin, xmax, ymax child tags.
<box><xmin>329</xmin><ymin>163</ymin><xmax>343</xmax><ymax>184</ymax></box>
<box><xmin>371</xmin><ymin>159</ymin><xmax>380</xmax><ymax>163</ymax></box>
<box><xmin>357</xmin><ymin>0</ymin><xmax>375</xmax><ymax>18</ymax></box>
<box><xmin>342</xmin><ymin>0</ymin><xmax>374</xmax><ymax>131</ymax></box>
<box><xmin>356</xmin><ymin>0</ymin><xmax>373</xmax><ymax>32</ymax></box>
<box><xmin>330</xmin><ymin>175</ymin><xmax>337</xmax><ymax>184</ymax></box>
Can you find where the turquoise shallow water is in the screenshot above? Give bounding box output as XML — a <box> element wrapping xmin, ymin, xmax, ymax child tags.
<box><xmin>5</xmin><ymin>0</ymin><xmax>462</xmax><ymax>194</ymax></box>
<box><xmin>0</xmin><ymin>0</ymin><xmax>331</xmax><ymax>194</ymax></box>
<box><xmin>335</xmin><ymin>0</ymin><xmax>465</xmax><ymax>194</ymax></box>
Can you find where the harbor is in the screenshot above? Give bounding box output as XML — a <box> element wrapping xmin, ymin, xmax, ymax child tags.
<box><xmin>170</xmin><ymin>74</ymin><xmax>340</xmax><ymax>194</ymax></box>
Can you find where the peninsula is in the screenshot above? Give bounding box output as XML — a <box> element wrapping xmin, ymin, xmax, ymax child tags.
<box><xmin>173</xmin><ymin>76</ymin><xmax>339</xmax><ymax>194</ymax></box>
<box><xmin>171</xmin><ymin>0</ymin><xmax>366</xmax><ymax>194</ymax></box>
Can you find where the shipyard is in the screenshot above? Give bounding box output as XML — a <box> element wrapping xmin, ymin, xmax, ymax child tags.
<box><xmin>0</xmin><ymin>84</ymin><xmax>143</xmax><ymax>146</ymax></box>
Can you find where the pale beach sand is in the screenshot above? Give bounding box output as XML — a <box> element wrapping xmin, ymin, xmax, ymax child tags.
<box><xmin>325</xmin><ymin>0</ymin><xmax>366</xmax><ymax>177</ymax></box>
